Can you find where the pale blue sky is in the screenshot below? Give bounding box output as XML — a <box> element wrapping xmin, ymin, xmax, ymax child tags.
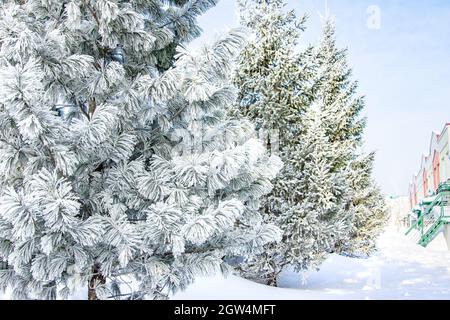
<box><xmin>191</xmin><ymin>0</ymin><xmax>450</xmax><ymax>196</ymax></box>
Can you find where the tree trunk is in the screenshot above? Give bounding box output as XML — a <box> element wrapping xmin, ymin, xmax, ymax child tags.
<box><xmin>267</xmin><ymin>273</ymin><xmax>278</xmax><ymax>287</ymax></box>
<box><xmin>266</xmin><ymin>258</ymin><xmax>281</xmax><ymax>287</ymax></box>
<box><xmin>88</xmin><ymin>264</ymin><xmax>106</xmax><ymax>300</ymax></box>
<box><xmin>266</xmin><ymin>266</ymin><xmax>279</xmax><ymax>287</ymax></box>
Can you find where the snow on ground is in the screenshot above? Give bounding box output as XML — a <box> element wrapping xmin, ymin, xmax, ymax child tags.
<box><xmin>172</xmin><ymin>226</ymin><xmax>450</xmax><ymax>300</ymax></box>
<box><xmin>2</xmin><ymin>225</ymin><xmax>450</xmax><ymax>300</ymax></box>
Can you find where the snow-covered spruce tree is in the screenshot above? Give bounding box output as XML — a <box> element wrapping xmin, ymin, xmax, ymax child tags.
<box><xmin>233</xmin><ymin>0</ymin><xmax>352</xmax><ymax>285</ymax></box>
<box><xmin>276</xmin><ymin>103</ymin><xmax>353</xmax><ymax>273</ymax></box>
<box><xmin>233</xmin><ymin>0</ymin><xmax>311</xmax><ymax>133</ymax></box>
<box><xmin>342</xmin><ymin>154</ymin><xmax>387</xmax><ymax>256</ymax></box>
<box><xmin>314</xmin><ymin>20</ymin><xmax>387</xmax><ymax>256</ymax></box>
<box><xmin>0</xmin><ymin>1</ymin><xmax>282</xmax><ymax>300</ymax></box>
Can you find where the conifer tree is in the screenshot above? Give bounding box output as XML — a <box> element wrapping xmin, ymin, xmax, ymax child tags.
<box><xmin>0</xmin><ymin>0</ymin><xmax>282</xmax><ymax>300</ymax></box>
<box><xmin>235</xmin><ymin>1</ymin><xmax>386</xmax><ymax>285</ymax></box>
<box><xmin>234</xmin><ymin>0</ymin><xmax>348</xmax><ymax>285</ymax></box>
<box><xmin>234</xmin><ymin>0</ymin><xmax>311</xmax><ymax>136</ymax></box>
<box><xmin>314</xmin><ymin>21</ymin><xmax>387</xmax><ymax>256</ymax></box>
<box><xmin>343</xmin><ymin>155</ymin><xmax>387</xmax><ymax>256</ymax></box>
<box><xmin>276</xmin><ymin>104</ymin><xmax>352</xmax><ymax>272</ymax></box>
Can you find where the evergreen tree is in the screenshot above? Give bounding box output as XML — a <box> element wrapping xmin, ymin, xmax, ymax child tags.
<box><xmin>234</xmin><ymin>1</ymin><xmax>386</xmax><ymax>285</ymax></box>
<box><xmin>234</xmin><ymin>0</ymin><xmax>350</xmax><ymax>285</ymax></box>
<box><xmin>314</xmin><ymin>21</ymin><xmax>387</xmax><ymax>256</ymax></box>
<box><xmin>0</xmin><ymin>0</ymin><xmax>282</xmax><ymax>300</ymax></box>
<box><xmin>274</xmin><ymin>104</ymin><xmax>353</xmax><ymax>274</ymax></box>
<box><xmin>234</xmin><ymin>0</ymin><xmax>311</xmax><ymax>136</ymax></box>
<box><xmin>340</xmin><ymin>152</ymin><xmax>387</xmax><ymax>256</ymax></box>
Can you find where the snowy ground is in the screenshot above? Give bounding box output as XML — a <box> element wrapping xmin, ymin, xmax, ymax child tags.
<box><xmin>2</xmin><ymin>225</ymin><xmax>450</xmax><ymax>300</ymax></box>
<box><xmin>172</xmin><ymin>226</ymin><xmax>450</xmax><ymax>300</ymax></box>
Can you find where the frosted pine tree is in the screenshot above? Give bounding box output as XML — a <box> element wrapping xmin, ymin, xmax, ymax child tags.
<box><xmin>234</xmin><ymin>0</ymin><xmax>351</xmax><ymax>285</ymax></box>
<box><xmin>0</xmin><ymin>0</ymin><xmax>282</xmax><ymax>300</ymax></box>
<box><xmin>279</xmin><ymin>104</ymin><xmax>352</xmax><ymax>272</ymax></box>
<box><xmin>314</xmin><ymin>20</ymin><xmax>387</xmax><ymax>256</ymax></box>
<box><xmin>234</xmin><ymin>0</ymin><xmax>311</xmax><ymax>134</ymax></box>
<box><xmin>343</xmin><ymin>154</ymin><xmax>387</xmax><ymax>256</ymax></box>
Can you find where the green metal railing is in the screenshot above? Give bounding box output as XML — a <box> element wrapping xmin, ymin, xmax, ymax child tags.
<box><xmin>405</xmin><ymin>181</ymin><xmax>450</xmax><ymax>247</ymax></box>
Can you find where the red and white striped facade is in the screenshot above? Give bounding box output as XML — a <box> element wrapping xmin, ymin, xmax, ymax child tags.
<box><xmin>409</xmin><ymin>123</ymin><xmax>450</xmax><ymax>209</ymax></box>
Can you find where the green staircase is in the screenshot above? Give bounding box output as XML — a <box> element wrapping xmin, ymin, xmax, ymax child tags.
<box><xmin>405</xmin><ymin>181</ymin><xmax>450</xmax><ymax>248</ymax></box>
<box><xmin>418</xmin><ymin>218</ymin><xmax>446</xmax><ymax>247</ymax></box>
